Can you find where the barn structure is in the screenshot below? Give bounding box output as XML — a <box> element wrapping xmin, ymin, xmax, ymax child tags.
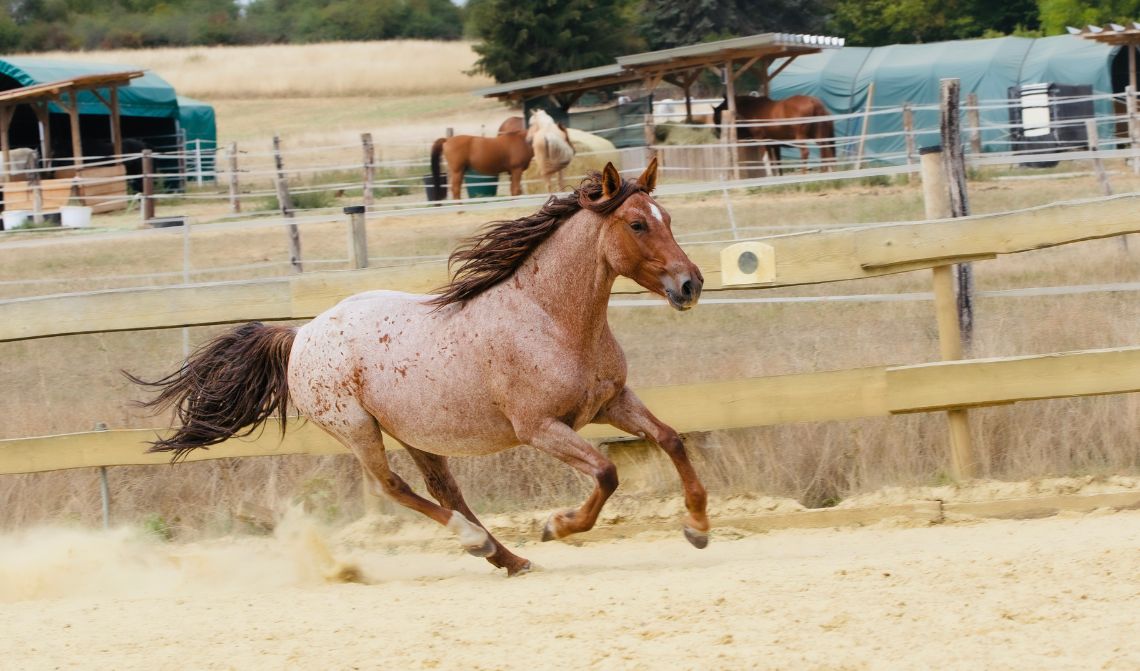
<box><xmin>476</xmin><ymin>32</ymin><xmax>1135</xmax><ymax>166</ymax></box>
<box><xmin>0</xmin><ymin>58</ymin><xmax>216</xmax><ymax>214</ymax></box>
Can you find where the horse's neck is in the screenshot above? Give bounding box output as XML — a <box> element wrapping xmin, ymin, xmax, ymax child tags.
<box><xmin>490</xmin><ymin>211</ymin><xmax>614</xmax><ymax>341</ymax></box>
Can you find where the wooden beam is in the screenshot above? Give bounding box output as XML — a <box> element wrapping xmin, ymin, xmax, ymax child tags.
<box><xmin>768</xmin><ymin>55</ymin><xmax>799</xmax><ymax>82</ymax></box>
<box><xmin>0</xmin><ymin>106</ymin><xmax>13</xmax><ymax>184</ymax></box>
<box><xmin>886</xmin><ymin>346</ymin><xmax>1140</xmax><ymax>414</ymax></box>
<box><xmin>0</xmin><ymin>366</ymin><xmax>888</xmax><ymax>475</ymax></box>
<box><xmin>31</xmin><ymin>102</ymin><xmax>51</xmax><ymax>163</ymax></box>
<box><xmin>731</xmin><ymin>56</ymin><xmax>761</xmax><ymax>81</ymax></box>
<box><xmin>110</xmin><ymin>87</ymin><xmax>122</xmax><ymax>158</ymax></box>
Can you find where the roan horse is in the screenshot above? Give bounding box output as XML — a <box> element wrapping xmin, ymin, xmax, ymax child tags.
<box><xmin>714</xmin><ymin>95</ymin><xmax>835</xmax><ymax>172</ymax></box>
<box><xmin>526</xmin><ymin>109</ymin><xmax>575</xmax><ymax>192</ymax></box>
<box><xmin>431</xmin><ymin>120</ymin><xmax>533</xmax><ymax>200</ymax></box>
<box><xmin>130</xmin><ymin>159</ymin><xmax>709</xmax><ymax>576</ymax></box>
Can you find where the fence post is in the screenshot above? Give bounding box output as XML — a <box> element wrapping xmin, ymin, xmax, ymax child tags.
<box><xmin>345</xmin><ymin>205</ymin><xmax>367</xmax><ymax>269</ymax></box>
<box><xmin>273</xmin><ymin>134</ymin><xmax>303</xmax><ymax>274</ymax></box>
<box><xmin>194</xmin><ymin>139</ymin><xmax>204</xmax><ymax>188</ymax></box>
<box><xmin>643</xmin><ymin>113</ymin><xmax>657</xmax><ymax>162</ymax></box>
<box><xmin>920</xmin><ymin>145</ymin><xmax>976</xmax><ymax>481</ymax></box>
<box><xmin>903</xmin><ymin>103</ymin><xmax>917</xmax><ymax>184</ymax></box>
<box><xmin>1127</xmin><ymin>85</ymin><xmax>1139</xmax><ymax>175</ymax></box>
<box><xmin>140</xmin><ymin>149</ymin><xmax>154</xmax><ymax>225</ymax></box>
<box><xmin>966</xmin><ymin>92</ymin><xmax>982</xmax><ymax>155</ymax></box>
<box><xmin>176</xmin><ymin>128</ymin><xmax>187</xmax><ymax>192</ymax></box>
<box><xmin>361</xmin><ymin>132</ymin><xmax>375</xmax><ymax>207</ymax></box>
<box><xmin>854</xmin><ymin>82</ymin><xmax>876</xmax><ymax>170</ymax></box>
<box><xmin>939</xmin><ymin>78</ymin><xmax>974</xmax><ymax>345</ymax></box>
<box><xmin>29</xmin><ymin>166</ymin><xmax>43</xmax><ymax>225</ymax></box>
<box><xmin>1086</xmin><ymin>118</ymin><xmax>1112</xmax><ymax>196</ymax></box>
<box><xmin>227</xmin><ymin>141</ymin><xmax>241</xmax><ymax>213</ymax></box>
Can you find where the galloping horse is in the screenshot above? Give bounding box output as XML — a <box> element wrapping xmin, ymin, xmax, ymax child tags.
<box><xmin>130</xmin><ymin>159</ymin><xmax>710</xmax><ymax>577</ymax></box>
<box><xmin>714</xmin><ymin>95</ymin><xmax>835</xmax><ymax>172</ymax></box>
<box><xmin>526</xmin><ymin>109</ymin><xmax>576</xmax><ymax>192</ymax></box>
<box><xmin>431</xmin><ymin>120</ymin><xmax>533</xmax><ymax>200</ymax></box>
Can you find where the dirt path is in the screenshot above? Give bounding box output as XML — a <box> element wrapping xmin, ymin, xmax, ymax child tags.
<box><xmin>2</xmin><ymin>505</ymin><xmax>1138</xmax><ymax>670</ymax></box>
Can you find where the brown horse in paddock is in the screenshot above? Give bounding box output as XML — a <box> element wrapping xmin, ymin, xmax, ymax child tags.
<box><xmin>431</xmin><ymin>119</ymin><xmax>533</xmax><ymax>200</ymax></box>
<box><xmin>129</xmin><ymin>160</ymin><xmax>709</xmax><ymax>577</ymax></box>
<box><xmin>714</xmin><ymin>95</ymin><xmax>836</xmax><ymax>173</ymax></box>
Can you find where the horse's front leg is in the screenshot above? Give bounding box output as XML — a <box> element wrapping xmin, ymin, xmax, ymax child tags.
<box><xmin>595</xmin><ymin>386</ymin><xmax>710</xmax><ymax>548</ymax></box>
<box><xmin>515</xmin><ymin>418</ymin><xmax>618</xmax><ymax>541</ymax></box>
<box><xmin>509</xmin><ymin>169</ymin><xmax>523</xmax><ymax>196</ymax></box>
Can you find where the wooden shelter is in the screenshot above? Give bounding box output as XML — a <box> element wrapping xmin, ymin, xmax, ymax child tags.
<box><xmin>1069</xmin><ymin>22</ymin><xmax>1140</xmax><ymax>96</ymax></box>
<box><xmin>0</xmin><ymin>69</ymin><xmax>143</xmax><ymax>180</ymax></box>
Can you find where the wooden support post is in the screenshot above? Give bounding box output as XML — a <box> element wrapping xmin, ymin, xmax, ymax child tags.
<box><xmin>273</xmin><ymin>134</ymin><xmax>303</xmax><ymax>274</ymax></box>
<box><xmin>644</xmin><ymin>113</ymin><xmax>656</xmax><ymax>161</ymax></box>
<box><xmin>939</xmin><ymin>78</ymin><xmax>974</xmax><ymax>345</ymax></box>
<box><xmin>920</xmin><ymin>145</ymin><xmax>975</xmax><ymax>480</ymax></box>
<box><xmin>854</xmin><ymin>82</ymin><xmax>875</xmax><ymax>170</ymax></box>
<box><xmin>29</xmin><ymin>166</ymin><xmax>43</xmax><ymax>225</ymax></box>
<box><xmin>1086</xmin><ymin>118</ymin><xmax>1112</xmax><ymax>196</ymax></box>
<box><xmin>1127</xmin><ymin>85</ymin><xmax>1140</xmax><ymax>175</ymax></box>
<box><xmin>33</xmin><ymin>102</ymin><xmax>51</xmax><ymax>165</ymax></box>
<box><xmin>140</xmin><ymin>149</ymin><xmax>154</xmax><ymax>224</ymax></box>
<box><xmin>966</xmin><ymin>92</ymin><xmax>982</xmax><ymax>155</ymax></box>
<box><xmin>66</xmin><ymin>92</ymin><xmax>83</xmax><ymax>168</ymax></box>
<box><xmin>0</xmin><ymin>106</ymin><xmax>12</xmax><ymax>184</ymax></box>
<box><xmin>109</xmin><ymin>87</ymin><xmax>122</xmax><ymax>158</ymax></box>
<box><xmin>361</xmin><ymin>132</ymin><xmax>375</xmax><ymax>207</ymax></box>
<box><xmin>227</xmin><ymin>141</ymin><xmax>241</xmax><ymax>213</ymax></box>
<box><xmin>345</xmin><ymin>205</ymin><xmax>367</xmax><ymax>269</ymax></box>
<box><xmin>724</xmin><ymin>60</ymin><xmax>740</xmax><ymax>181</ymax></box>
<box><xmin>903</xmin><ymin>103</ymin><xmax>916</xmax><ymax>184</ymax></box>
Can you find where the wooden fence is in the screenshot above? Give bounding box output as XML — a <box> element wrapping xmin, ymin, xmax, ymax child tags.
<box><xmin>4</xmin><ymin>192</ymin><xmax>1140</xmax><ymax>343</ymax></box>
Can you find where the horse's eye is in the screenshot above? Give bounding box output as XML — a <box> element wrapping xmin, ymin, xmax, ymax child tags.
<box><xmin>630</xmin><ymin>221</ymin><xmax>648</xmax><ymax>233</ymax></box>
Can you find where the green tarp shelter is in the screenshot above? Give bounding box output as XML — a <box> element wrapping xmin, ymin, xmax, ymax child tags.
<box><xmin>768</xmin><ymin>35</ymin><xmax>1128</xmax><ymax>160</ymax></box>
<box><xmin>177</xmin><ymin>96</ymin><xmax>217</xmax><ymax>149</ymax></box>
<box><xmin>0</xmin><ymin>57</ymin><xmax>178</xmax><ymax>118</ymax></box>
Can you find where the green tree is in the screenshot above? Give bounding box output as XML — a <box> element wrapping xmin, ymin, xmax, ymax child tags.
<box><xmin>468</xmin><ymin>0</ymin><xmax>639</xmax><ymax>83</ymax></box>
<box><xmin>1038</xmin><ymin>0</ymin><xmax>1140</xmax><ymax>35</ymax></box>
<box><xmin>640</xmin><ymin>0</ymin><xmax>831</xmax><ymax>50</ymax></box>
<box><xmin>830</xmin><ymin>0</ymin><xmax>1039</xmax><ymax>45</ymax></box>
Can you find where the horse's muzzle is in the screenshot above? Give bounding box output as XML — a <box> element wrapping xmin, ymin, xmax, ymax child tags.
<box><xmin>665</xmin><ymin>274</ymin><xmax>702</xmax><ymax>311</ymax></box>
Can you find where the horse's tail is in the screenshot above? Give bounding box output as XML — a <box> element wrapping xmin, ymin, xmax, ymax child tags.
<box><xmin>430</xmin><ymin>137</ymin><xmax>447</xmax><ymax>194</ymax></box>
<box><xmin>125</xmin><ymin>322</ymin><xmax>296</xmax><ymax>463</ymax></box>
<box><xmin>815</xmin><ymin>113</ymin><xmax>836</xmax><ymax>165</ymax></box>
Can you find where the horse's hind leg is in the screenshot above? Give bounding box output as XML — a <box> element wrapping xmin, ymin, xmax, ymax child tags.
<box><xmin>403</xmin><ymin>445</ymin><xmax>532</xmax><ymax>576</ymax></box>
<box><xmin>596</xmin><ymin>387</ymin><xmax>710</xmax><ymax>548</ymax></box>
<box><xmin>322</xmin><ymin>409</ymin><xmax>495</xmax><ymax>558</ymax></box>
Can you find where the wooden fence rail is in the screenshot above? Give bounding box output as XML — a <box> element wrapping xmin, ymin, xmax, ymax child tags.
<box><xmin>4</xmin><ymin>193</ymin><xmax>1140</xmax><ymax>343</ymax></box>
<box><xmin>3</xmin><ymin>346</ymin><xmax>1138</xmax><ymax>475</ymax></box>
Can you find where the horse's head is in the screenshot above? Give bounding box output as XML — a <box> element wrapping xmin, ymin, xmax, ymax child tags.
<box><xmin>593</xmin><ymin>159</ymin><xmax>702</xmax><ymax>311</ymax></box>
<box><xmin>712</xmin><ymin>99</ymin><xmax>728</xmax><ymax>138</ymax></box>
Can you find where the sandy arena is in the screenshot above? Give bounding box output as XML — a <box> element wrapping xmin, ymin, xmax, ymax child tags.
<box><xmin>2</xmin><ymin>492</ymin><xmax>1139</xmax><ymax>671</ymax></box>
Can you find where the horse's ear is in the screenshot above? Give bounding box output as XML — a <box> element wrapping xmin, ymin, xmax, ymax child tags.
<box><xmin>601</xmin><ymin>162</ymin><xmax>622</xmax><ymax>199</ymax></box>
<box><xmin>636</xmin><ymin>156</ymin><xmax>658</xmax><ymax>192</ymax></box>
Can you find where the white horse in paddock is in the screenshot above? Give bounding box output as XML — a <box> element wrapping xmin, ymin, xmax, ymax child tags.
<box><xmin>527</xmin><ymin>109</ymin><xmax>575</xmax><ymax>193</ymax></box>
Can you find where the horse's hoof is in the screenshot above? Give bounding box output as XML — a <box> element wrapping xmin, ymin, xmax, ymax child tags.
<box><xmin>541</xmin><ymin>518</ymin><xmax>558</xmax><ymax>542</ymax></box>
<box><xmin>464</xmin><ymin>537</ymin><xmax>496</xmax><ymax>558</ymax></box>
<box><xmin>507</xmin><ymin>561</ymin><xmax>533</xmax><ymax>577</ymax></box>
<box><xmin>683</xmin><ymin>526</ymin><xmax>709</xmax><ymax>549</ymax></box>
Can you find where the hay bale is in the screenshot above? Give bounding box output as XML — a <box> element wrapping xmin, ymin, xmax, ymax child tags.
<box><xmin>523</xmin><ymin>128</ymin><xmax>620</xmax><ymax>195</ymax></box>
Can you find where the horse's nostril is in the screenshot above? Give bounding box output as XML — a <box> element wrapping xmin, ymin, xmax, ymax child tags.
<box><xmin>681</xmin><ymin>280</ymin><xmax>693</xmax><ymax>299</ymax></box>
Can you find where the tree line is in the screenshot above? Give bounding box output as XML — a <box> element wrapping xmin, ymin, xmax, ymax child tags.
<box><xmin>0</xmin><ymin>0</ymin><xmax>1135</xmax><ymax>73</ymax></box>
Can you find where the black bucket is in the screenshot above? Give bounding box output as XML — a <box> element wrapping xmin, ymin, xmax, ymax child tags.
<box><xmin>423</xmin><ymin>173</ymin><xmax>448</xmax><ymax>202</ymax></box>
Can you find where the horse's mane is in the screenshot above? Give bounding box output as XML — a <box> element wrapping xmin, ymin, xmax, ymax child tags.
<box><xmin>429</xmin><ymin>172</ymin><xmax>645</xmax><ymax>308</ymax></box>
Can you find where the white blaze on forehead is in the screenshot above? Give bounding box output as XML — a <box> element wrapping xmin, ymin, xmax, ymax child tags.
<box><xmin>648</xmin><ymin>202</ymin><xmax>663</xmax><ymax>222</ymax></box>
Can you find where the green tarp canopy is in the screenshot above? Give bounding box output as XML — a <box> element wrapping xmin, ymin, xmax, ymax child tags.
<box><xmin>767</xmin><ymin>35</ymin><xmax>1122</xmax><ymax>160</ymax></box>
<box><xmin>177</xmin><ymin>96</ymin><xmax>217</xmax><ymax>148</ymax></box>
<box><xmin>0</xmin><ymin>57</ymin><xmax>179</xmax><ymax>119</ymax></box>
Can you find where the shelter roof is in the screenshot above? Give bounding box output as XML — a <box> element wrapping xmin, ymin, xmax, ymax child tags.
<box><xmin>474</xmin><ymin>32</ymin><xmax>844</xmax><ymax>101</ymax></box>
<box><xmin>0</xmin><ymin>70</ymin><xmax>144</xmax><ymax>106</ymax></box>
<box><xmin>1068</xmin><ymin>23</ymin><xmax>1140</xmax><ymax>45</ymax></box>
<box><xmin>0</xmin><ymin>58</ymin><xmax>178</xmax><ymax>118</ymax></box>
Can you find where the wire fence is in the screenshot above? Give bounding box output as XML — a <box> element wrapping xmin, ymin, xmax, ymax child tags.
<box><xmin>1</xmin><ymin>88</ymin><xmax>1138</xmax><ymax>299</ymax></box>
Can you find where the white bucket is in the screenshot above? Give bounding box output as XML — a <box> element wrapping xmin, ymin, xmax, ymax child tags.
<box><xmin>2</xmin><ymin>210</ymin><xmax>29</xmax><ymax>230</ymax></box>
<box><xmin>60</xmin><ymin>205</ymin><xmax>93</xmax><ymax>228</ymax></box>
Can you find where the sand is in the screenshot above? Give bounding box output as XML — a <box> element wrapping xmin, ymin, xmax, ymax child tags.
<box><xmin>2</xmin><ymin>493</ymin><xmax>1139</xmax><ymax>671</ymax></box>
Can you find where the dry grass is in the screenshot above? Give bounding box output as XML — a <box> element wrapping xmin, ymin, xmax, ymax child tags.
<box><xmin>28</xmin><ymin>41</ymin><xmax>494</xmax><ymax>100</ymax></box>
